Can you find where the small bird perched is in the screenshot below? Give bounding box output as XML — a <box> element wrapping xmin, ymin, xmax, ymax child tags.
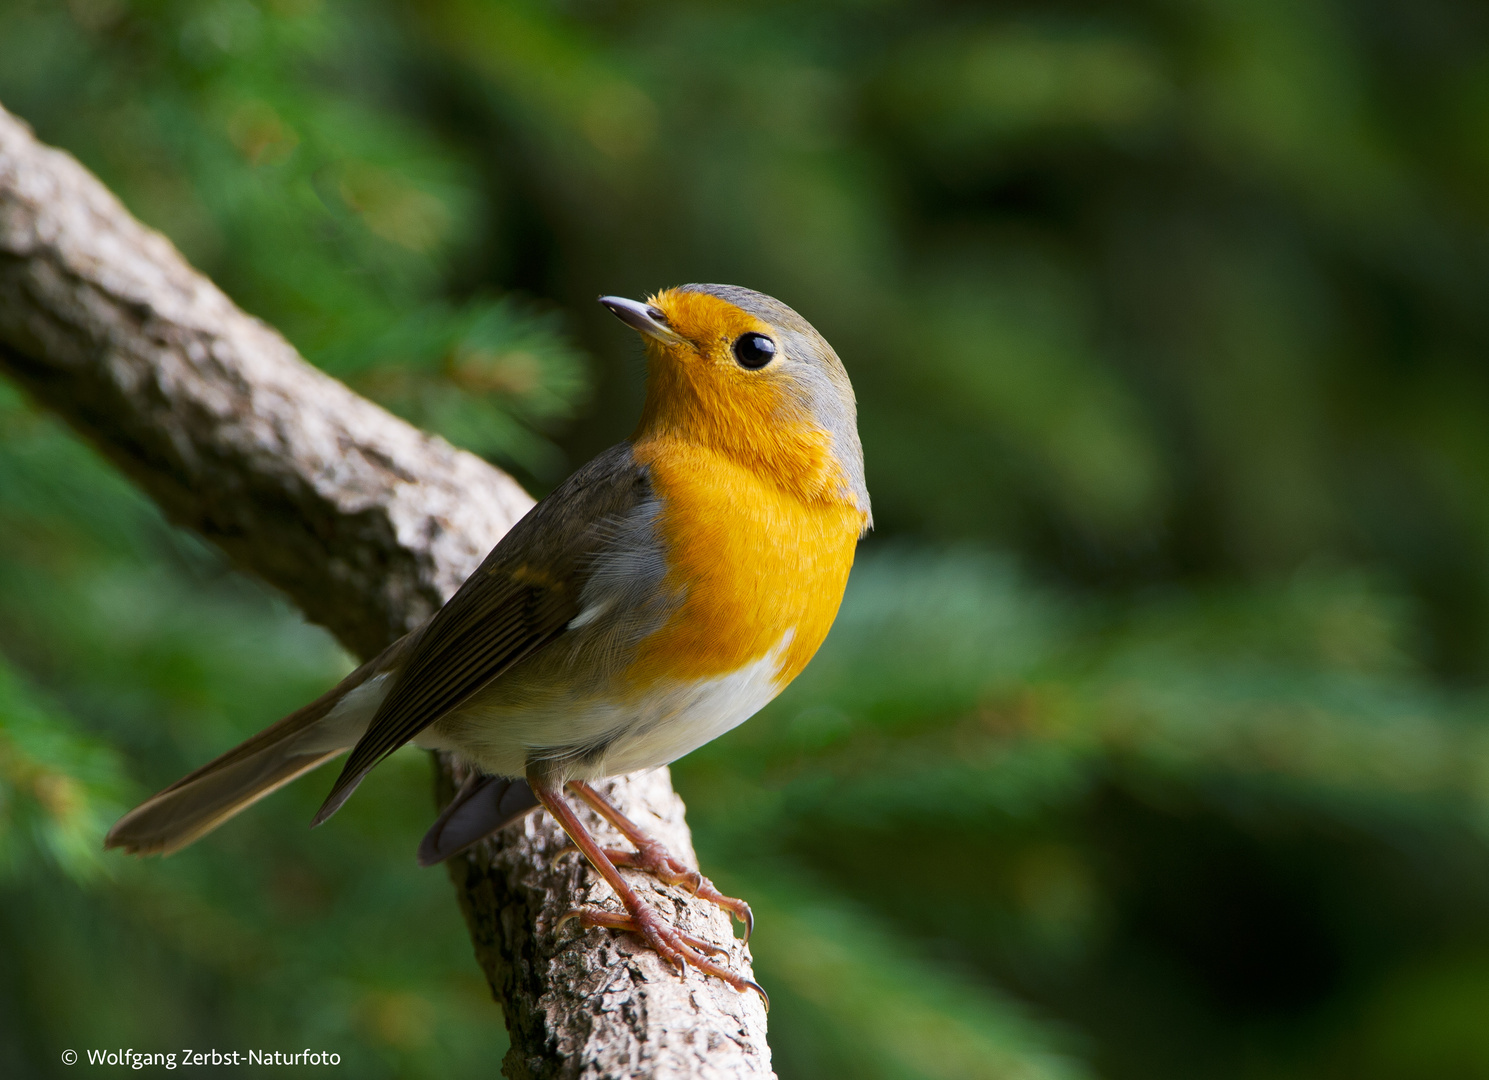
<box><xmin>107</xmin><ymin>284</ymin><xmax>870</xmax><ymax>995</ymax></box>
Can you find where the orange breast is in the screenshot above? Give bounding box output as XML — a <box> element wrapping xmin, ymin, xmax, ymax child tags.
<box><xmin>626</xmin><ymin>435</ymin><xmax>865</xmax><ymax>691</ymax></box>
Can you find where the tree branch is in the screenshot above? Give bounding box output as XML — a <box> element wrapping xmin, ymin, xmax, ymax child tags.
<box><xmin>0</xmin><ymin>102</ymin><xmax>772</xmax><ymax>1080</ymax></box>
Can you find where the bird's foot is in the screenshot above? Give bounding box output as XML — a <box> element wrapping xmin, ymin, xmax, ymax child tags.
<box><xmin>565</xmin><ymin>779</ymin><xmax>755</xmax><ymax>941</ymax></box>
<box><xmin>558</xmin><ymin>901</ymin><xmax>768</xmax><ymax>1006</ymax></box>
<box><xmin>601</xmin><ymin>840</ymin><xmax>755</xmax><ymax>942</ymax></box>
<box><xmin>534</xmin><ymin>775</ymin><xmax>764</xmax><ymax>1002</ymax></box>
<box><xmin>557</xmin><ymin>904</ymin><xmax>727</xmax><ymax>956</ymax></box>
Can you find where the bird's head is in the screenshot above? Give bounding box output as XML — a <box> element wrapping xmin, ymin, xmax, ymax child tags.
<box><xmin>600</xmin><ymin>284</ymin><xmax>870</xmax><ymax>526</ymax></box>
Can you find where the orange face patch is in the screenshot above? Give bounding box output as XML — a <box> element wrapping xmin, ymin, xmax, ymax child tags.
<box><xmin>634</xmin><ymin>289</ymin><xmax>846</xmax><ymax>508</ymax></box>
<box><xmin>623</xmin><ymin>287</ymin><xmax>869</xmax><ymax>696</ymax></box>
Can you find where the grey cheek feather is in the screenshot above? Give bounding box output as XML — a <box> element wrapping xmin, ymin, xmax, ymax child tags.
<box><xmin>776</xmin><ymin>327</ymin><xmax>872</xmax><ymax>527</ymax></box>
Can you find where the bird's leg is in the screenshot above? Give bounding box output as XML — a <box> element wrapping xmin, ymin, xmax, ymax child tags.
<box><xmin>526</xmin><ymin>768</ymin><xmax>765</xmax><ymax>1003</ymax></box>
<box><xmin>567</xmin><ymin>779</ymin><xmax>754</xmax><ymax>942</ymax></box>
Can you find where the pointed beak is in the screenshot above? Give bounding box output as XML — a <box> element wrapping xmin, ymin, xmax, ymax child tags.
<box><xmin>598</xmin><ymin>295</ymin><xmax>686</xmax><ymax>345</ymax></box>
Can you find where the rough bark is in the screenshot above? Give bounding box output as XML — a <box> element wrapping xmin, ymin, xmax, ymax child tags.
<box><xmin>0</xmin><ymin>102</ymin><xmax>772</xmax><ymax>1080</ymax></box>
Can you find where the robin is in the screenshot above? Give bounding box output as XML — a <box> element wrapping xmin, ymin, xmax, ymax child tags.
<box><xmin>106</xmin><ymin>284</ymin><xmax>871</xmax><ymax>997</ymax></box>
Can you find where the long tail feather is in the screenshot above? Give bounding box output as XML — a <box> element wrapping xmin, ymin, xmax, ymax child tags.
<box><xmin>106</xmin><ymin>640</ymin><xmax>405</xmax><ymax>856</ymax></box>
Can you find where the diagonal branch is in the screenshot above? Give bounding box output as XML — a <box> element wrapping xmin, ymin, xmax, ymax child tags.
<box><xmin>0</xmin><ymin>102</ymin><xmax>772</xmax><ymax>1080</ymax></box>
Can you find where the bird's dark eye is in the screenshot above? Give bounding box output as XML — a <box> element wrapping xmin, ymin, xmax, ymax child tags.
<box><xmin>732</xmin><ymin>332</ymin><xmax>777</xmax><ymax>370</ymax></box>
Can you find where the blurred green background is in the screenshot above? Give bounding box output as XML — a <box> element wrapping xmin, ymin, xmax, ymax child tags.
<box><xmin>4</xmin><ymin>0</ymin><xmax>1489</xmax><ymax>1076</ymax></box>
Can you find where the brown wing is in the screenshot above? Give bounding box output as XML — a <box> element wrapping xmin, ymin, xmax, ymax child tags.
<box><xmin>313</xmin><ymin>443</ymin><xmax>652</xmax><ymax>825</ymax></box>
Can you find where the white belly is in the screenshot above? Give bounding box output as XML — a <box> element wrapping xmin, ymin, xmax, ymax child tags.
<box><xmin>418</xmin><ymin>631</ymin><xmax>794</xmax><ymax>779</ymax></box>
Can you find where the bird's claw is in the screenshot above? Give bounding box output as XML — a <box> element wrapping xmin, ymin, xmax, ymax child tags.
<box><xmin>603</xmin><ymin>841</ymin><xmax>755</xmax><ymax>942</ymax></box>
<box><xmin>558</xmin><ymin>903</ymin><xmax>768</xmax><ymax>1006</ymax></box>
